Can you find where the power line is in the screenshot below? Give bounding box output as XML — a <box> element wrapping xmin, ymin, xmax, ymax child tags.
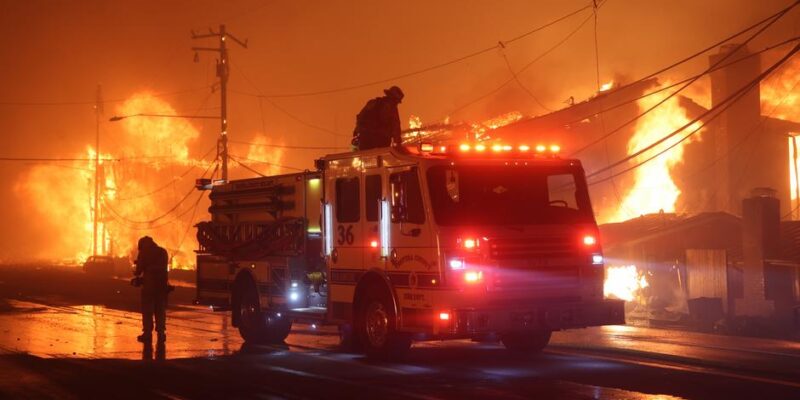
<box><xmin>115</xmin><ymin>144</ymin><xmax>217</xmax><ymax>201</ymax></box>
<box><xmin>571</xmin><ymin>4</ymin><xmax>797</xmax><ymax>156</ymax></box>
<box><xmin>105</xmin><ymin>185</ymin><xmax>197</xmax><ymax>225</ymax></box>
<box><xmin>585</xmin><ymin>15</ymin><xmax>797</xmax><ymax>182</ymax></box>
<box><xmin>440</xmin><ymin>1</ymin><xmax>797</xmax><ymax>141</ymax></box>
<box><xmin>228</xmin><ymin>154</ymin><xmax>269</xmax><ymax>177</ymax></box>
<box><xmin>192</xmin><ymin>24</ymin><xmax>248</xmax><ymax>183</ymax></box>
<box><xmin>104</xmin><ymin>188</ymin><xmax>208</xmax><ymax>231</ymax></box>
<box><xmin>684</xmin><ymin>72</ymin><xmax>800</xmax><ymax>213</ymax></box>
<box><xmin>587</xmin><ymin>43</ymin><xmax>800</xmax><ymax>186</ymax></box>
<box><xmin>0</xmin><ymin>87</ymin><xmax>211</xmax><ymax>107</ymax></box>
<box><xmin>590</xmin><ymin>0</ymin><xmax>633</xmax><ymax>216</ymax></box>
<box><xmin>229</xmin><ymin>139</ymin><xmax>348</xmax><ymax>151</ymax></box>
<box><xmin>409</xmin><ymin>32</ymin><xmax>799</xmax><ymax>141</ymax></box>
<box><xmin>498</xmin><ymin>46</ymin><xmax>552</xmax><ymax>112</ymax></box>
<box><xmin>229</xmin><ymin>153</ymin><xmax>305</xmax><ymax>172</ymax></box>
<box><xmin>234</xmin><ymin>2</ymin><xmax>593</xmax><ymax>99</ymax></box>
<box><xmin>229</xmin><ymin>61</ymin><xmax>346</xmax><ymax>137</ymax></box>
<box><xmin>104</xmin><ymin>158</ymin><xmax>217</xmax><ymax>225</ymax></box>
<box><xmin>262</xmin><ymin>97</ymin><xmax>346</xmax><ymax>137</ymax></box>
<box><xmin>565</xmin><ymin>35</ymin><xmax>800</xmax><ymax>154</ymax></box>
<box><xmin>448</xmin><ymin>9</ymin><xmax>598</xmax><ymax>117</ymax></box>
<box><xmin>171</xmin><ymin>188</ymin><xmax>209</xmax><ymax>263</ymax></box>
<box><xmin>0</xmin><ymin>157</ymin><xmax>119</xmax><ymax>162</ymax></box>
<box><xmin>111</xmin><ymin>89</ymin><xmax>218</xmax><ymax>201</ymax></box>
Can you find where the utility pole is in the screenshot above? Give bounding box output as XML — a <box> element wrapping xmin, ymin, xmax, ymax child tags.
<box><xmin>192</xmin><ymin>24</ymin><xmax>248</xmax><ymax>183</ymax></box>
<box><xmin>93</xmin><ymin>85</ymin><xmax>103</xmax><ymax>258</ymax></box>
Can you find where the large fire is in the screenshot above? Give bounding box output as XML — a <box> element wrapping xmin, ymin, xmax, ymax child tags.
<box><xmin>761</xmin><ymin>57</ymin><xmax>800</xmax><ymax>217</ymax></box>
<box><xmin>609</xmin><ymin>82</ymin><xmax>705</xmax><ymax>222</ymax></box>
<box><xmin>604</xmin><ymin>265</ymin><xmax>649</xmax><ymax>302</ymax></box>
<box><xmin>244</xmin><ymin>134</ymin><xmax>287</xmax><ymax>176</ymax></box>
<box><xmin>13</xmin><ymin>92</ymin><xmax>281</xmax><ymax>269</ymax></box>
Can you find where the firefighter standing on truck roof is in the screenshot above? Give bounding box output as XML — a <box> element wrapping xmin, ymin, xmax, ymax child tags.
<box><xmin>351</xmin><ymin>86</ymin><xmax>404</xmax><ymax>150</ymax></box>
<box><xmin>133</xmin><ymin>236</ymin><xmax>170</xmax><ymax>344</ymax></box>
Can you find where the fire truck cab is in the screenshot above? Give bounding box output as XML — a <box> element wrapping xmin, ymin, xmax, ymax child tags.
<box><xmin>196</xmin><ymin>144</ymin><xmax>624</xmax><ymax>358</ymax></box>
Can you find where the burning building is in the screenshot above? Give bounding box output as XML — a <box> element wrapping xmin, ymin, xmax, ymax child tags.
<box><xmin>404</xmin><ymin>42</ymin><xmax>800</xmax><ymax>331</ymax></box>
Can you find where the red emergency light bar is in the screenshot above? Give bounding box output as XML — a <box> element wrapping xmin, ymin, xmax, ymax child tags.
<box><xmin>413</xmin><ymin>142</ymin><xmax>562</xmax><ymax>158</ymax></box>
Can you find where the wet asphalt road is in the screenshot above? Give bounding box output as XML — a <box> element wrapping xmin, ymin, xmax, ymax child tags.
<box><xmin>1</xmin><ymin>266</ymin><xmax>799</xmax><ymax>399</ymax></box>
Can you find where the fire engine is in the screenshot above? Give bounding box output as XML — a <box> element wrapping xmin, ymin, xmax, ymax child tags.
<box><xmin>195</xmin><ymin>143</ymin><xmax>625</xmax><ymax>358</ymax></box>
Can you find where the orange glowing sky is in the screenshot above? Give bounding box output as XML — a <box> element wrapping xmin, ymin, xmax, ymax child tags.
<box><xmin>0</xmin><ymin>0</ymin><xmax>798</xmax><ymax>261</ymax></box>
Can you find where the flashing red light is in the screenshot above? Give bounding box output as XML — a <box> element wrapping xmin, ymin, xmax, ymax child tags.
<box><xmin>464</xmin><ymin>270</ymin><xmax>483</xmax><ymax>283</ymax></box>
<box><xmin>550</xmin><ymin>144</ymin><xmax>561</xmax><ymax>153</ymax></box>
<box><xmin>370</xmin><ymin>239</ymin><xmax>379</xmax><ymax>248</ymax></box>
<box><xmin>475</xmin><ymin>144</ymin><xmax>487</xmax><ymax>152</ymax></box>
<box><xmin>583</xmin><ymin>235</ymin><xmax>597</xmax><ymax>246</ymax></box>
<box><xmin>491</xmin><ymin>144</ymin><xmax>502</xmax><ymax>152</ymax></box>
<box><xmin>459</xmin><ymin>143</ymin><xmax>470</xmax><ymax>152</ymax></box>
<box><xmin>439</xmin><ymin>312</ymin><xmax>451</xmax><ymax>321</ymax></box>
<box><xmin>420</xmin><ymin>143</ymin><xmax>434</xmax><ymax>152</ymax></box>
<box><xmin>535</xmin><ymin>144</ymin><xmax>546</xmax><ymax>152</ymax></box>
<box><xmin>462</xmin><ymin>238</ymin><xmax>477</xmax><ymax>249</ymax></box>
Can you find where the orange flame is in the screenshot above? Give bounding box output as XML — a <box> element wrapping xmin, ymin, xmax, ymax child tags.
<box><xmin>761</xmin><ymin>57</ymin><xmax>800</xmax><ymax>217</ymax></box>
<box><xmin>15</xmin><ymin>92</ymin><xmax>213</xmax><ymax>268</ymax></box>
<box><xmin>609</xmin><ymin>82</ymin><xmax>705</xmax><ymax>222</ymax></box>
<box><xmin>604</xmin><ymin>265</ymin><xmax>649</xmax><ymax>301</ymax></box>
<box><xmin>244</xmin><ymin>135</ymin><xmax>286</xmax><ymax>176</ymax></box>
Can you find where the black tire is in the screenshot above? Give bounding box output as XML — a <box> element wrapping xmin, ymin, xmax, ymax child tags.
<box><xmin>235</xmin><ymin>280</ymin><xmax>292</xmax><ymax>344</ymax></box>
<box><xmin>355</xmin><ymin>287</ymin><xmax>411</xmax><ymax>359</ymax></box>
<box><xmin>501</xmin><ymin>331</ymin><xmax>551</xmax><ymax>354</ymax></box>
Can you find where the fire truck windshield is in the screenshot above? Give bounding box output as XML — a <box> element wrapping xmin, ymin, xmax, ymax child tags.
<box><xmin>426</xmin><ymin>164</ymin><xmax>593</xmax><ymax>226</ymax></box>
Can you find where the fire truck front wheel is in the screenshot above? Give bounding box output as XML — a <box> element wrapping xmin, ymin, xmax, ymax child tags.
<box><xmin>500</xmin><ymin>330</ymin><xmax>551</xmax><ymax>354</ymax></box>
<box><xmin>355</xmin><ymin>287</ymin><xmax>411</xmax><ymax>359</ymax></box>
<box><xmin>234</xmin><ymin>280</ymin><xmax>292</xmax><ymax>344</ymax></box>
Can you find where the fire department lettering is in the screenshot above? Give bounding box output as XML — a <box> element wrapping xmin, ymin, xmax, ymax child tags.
<box><xmin>391</xmin><ymin>253</ymin><xmax>433</xmax><ymax>269</ymax></box>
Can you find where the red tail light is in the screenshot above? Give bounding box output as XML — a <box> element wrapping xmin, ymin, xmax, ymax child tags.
<box><xmin>464</xmin><ymin>270</ymin><xmax>483</xmax><ymax>283</ymax></box>
<box><xmin>583</xmin><ymin>235</ymin><xmax>597</xmax><ymax>246</ymax></box>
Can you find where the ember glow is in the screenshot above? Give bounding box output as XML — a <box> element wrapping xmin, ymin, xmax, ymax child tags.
<box><xmin>470</xmin><ymin>111</ymin><xmax>523</xmax><ymax>141</ymax></box>
<box><xmin>610</xmin><ymin>82</ymin><xmax>706</xmax><ymax>222</ymax></box>
<box><xmin>604</xmin><ymin>265</ymin><xmax>649</xmax><ymax>302</ymax></box>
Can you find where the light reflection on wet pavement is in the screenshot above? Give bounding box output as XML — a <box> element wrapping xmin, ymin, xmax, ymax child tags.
<box><xmin>0</xmin><ymin>300</ymin><xmax>246</xmax><ymax>359</ymax></box>
<box><xmin>2</xmin><ymin>297</ymin><xmax>800</xmax><ymax>399</ymax></box>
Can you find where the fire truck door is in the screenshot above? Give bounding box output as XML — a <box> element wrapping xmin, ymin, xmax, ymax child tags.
<box><xmin>363</xmin><ymin>173</ymin><xmax>386</xmax><ymax>270</ymax></box>
<box><xmin>331</xmin><ymin>173</ymin><xmax>363</xmax><ymax>272</ymax></box>
<box><xmin>388</xmin><ymin>167</ymin><xmax>434</xmax><ymax>301</ymax></box>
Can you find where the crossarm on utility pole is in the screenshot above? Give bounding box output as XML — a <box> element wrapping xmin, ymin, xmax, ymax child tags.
<box><xmin>191</xmin><ymin>24</ymin><xmax>247</xmax><ymax>183</ymax></box>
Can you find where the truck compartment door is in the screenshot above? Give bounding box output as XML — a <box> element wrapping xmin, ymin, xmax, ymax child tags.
<box><xmin>196</xmin><ymin>255</ymin><xmax>231</xmax><ymax>307</ymax></box>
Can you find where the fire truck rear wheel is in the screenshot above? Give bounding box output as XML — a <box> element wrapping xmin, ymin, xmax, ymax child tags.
<box><xmin>356</xmin><ymin>288</ymin><xmax>411</xmax><ymax>359</ymax></box>
<box><xmin>500</xmin><ymin>330</ymin><xmax>551</xmax><ymax>354</ymax></box>
<box><xmin>235</xmin><ymin>280</ymin><xmax>292</xmax><ymax>344</ymax></box>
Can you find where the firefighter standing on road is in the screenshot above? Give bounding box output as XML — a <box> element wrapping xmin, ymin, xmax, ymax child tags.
<box><xmin>351</xmin><ymin>86</ymin><xmax>404</xmax><ymax>150</ymax></box>
<box><xmin>133</xmin><ymin>236</ymin><xmax>169</xmax><ymax>344</ymax></box>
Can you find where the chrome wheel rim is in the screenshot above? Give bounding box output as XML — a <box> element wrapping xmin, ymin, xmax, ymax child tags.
<box><xmin>365</xmin><ymin>301</ymin><xmax>389</xmax><ymax>348</ymax></box>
